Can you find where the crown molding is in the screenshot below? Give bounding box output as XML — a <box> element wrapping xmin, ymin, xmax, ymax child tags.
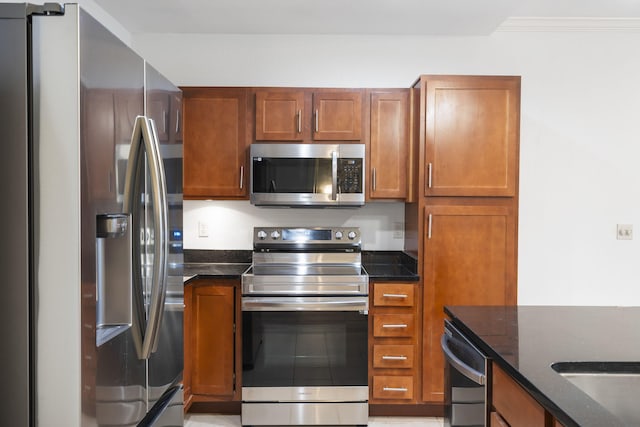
<box><xmin>496</xmin><ymin>17</ymin><xmax>640</xmax><ymax>33</ymax></box>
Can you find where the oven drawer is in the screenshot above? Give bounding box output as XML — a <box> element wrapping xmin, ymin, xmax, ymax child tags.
<box><xmin>372</xmin><ymin>314</ymin><xmax>415</xmax><ymax>338</ymax></box>
<box><xmin>372</xmin><ymin>376</ymin><xmax>414</xmax><ymax>400</ymax></box>
<box><xmin>372</xmin><ymin>344</ymin><xmax>414</xmax><ymax>369</ymax></box>
<box><xmin>373</xmin><ymin>283</ymin><xmax>415</xmax><ymax>307</ymax></box>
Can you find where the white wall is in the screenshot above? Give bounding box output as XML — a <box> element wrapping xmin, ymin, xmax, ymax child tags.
<box><xmin>134</xmin><ymin>27</ymin><xmax>640</xmax><ymax>306</ymax></box>
<box><xmin>184</xmin><ymin>201</ymin><xmax>405</xmax><ymax>251</ymax></box>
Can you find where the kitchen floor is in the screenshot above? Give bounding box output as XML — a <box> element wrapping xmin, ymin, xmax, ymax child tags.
<box><xmin>185</xmin><ymin>414</ymin><xmax>443</xmax><ymax>426</ymax></box>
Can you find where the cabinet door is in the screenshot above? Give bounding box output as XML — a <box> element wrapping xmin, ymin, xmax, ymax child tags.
<box><xmin>369</xmin><ymin>90</ymin><xmax>409</xmax><ymax>199</ymax></box>
<box><xmin>255</xmin><ymin>90</ymin><xmax>306</xmax><ymax>141</ymax></box>
<box><xmin>424</xmin><ymin>76</ymin><xmax>520</xmax><ymax>197</ymax></box>
<box><xmin>183</xmin><ymin>87</ymin><xmax>249</xmax><ymax>198</ymax></box>
<box><xmin>312</xmin><ymin>90</ymin><xmax>363</xmax><ymax>141</ymax></box>
<box><xmin>190</xmin><ymin>282</ymin><xmax>235</xmax><ymax>397</ymax></box>
<box><xmin>422</xmin><ymin>205</ymin><xmax>517</xmax><ymax>402</ymax></box>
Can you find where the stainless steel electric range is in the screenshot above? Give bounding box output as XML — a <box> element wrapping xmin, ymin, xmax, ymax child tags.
<box><xmin>241</xmin><ymin>226</ymin><xmax>369</xmax><ymax>426</ymax></box>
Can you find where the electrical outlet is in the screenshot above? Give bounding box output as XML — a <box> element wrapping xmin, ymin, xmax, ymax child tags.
<box><xmin>198</xmin><ymin>221</ymin><xmax>209</xmax><ymax>238</ymax></box>
<box><xmin>392</xmin><ymin>221</ymin><xmax>404</xmax><ymax>239</ymax></box>
<box><xmin>617</xmin><ymin>224</ymin><xmax>633</xmax><ymax>240</ymax></box>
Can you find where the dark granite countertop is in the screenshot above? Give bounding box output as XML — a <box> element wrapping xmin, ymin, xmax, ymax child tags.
<box><xmin>445</xmin><ymin>305</ymin><xmax>640</xmax><ymax>427</ymax></box>
<box><xmin>362</xmin><ymin>251</ymin><xmax>419</xmax><ymax>282</ymax></box>
<box><xmin>182</xmin><ymin>249</ymin><xmax>419</xmax><ymax>282</ymax></box>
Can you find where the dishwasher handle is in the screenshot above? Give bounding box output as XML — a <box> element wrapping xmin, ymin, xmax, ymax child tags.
<box><xmin>441</xmin><ymin>333</ymin><xmax>486</xmax><ymax>385</ymax></box>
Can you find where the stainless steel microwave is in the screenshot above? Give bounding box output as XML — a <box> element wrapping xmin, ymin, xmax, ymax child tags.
<box><xmin>250</xmin><ymin>143</ymin><xmax>365</xmax><ymax>207</ymax></box>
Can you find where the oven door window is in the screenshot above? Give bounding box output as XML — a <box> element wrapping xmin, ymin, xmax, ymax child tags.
<box><xmin>252</xmin><ymin>158</ymin><xmax>333</xmax><ymax>195</ymax></box>
<box><xmin>242</xmin><ymin>311</ymin><xmax>367</xmax><ymax>387</ymax></box>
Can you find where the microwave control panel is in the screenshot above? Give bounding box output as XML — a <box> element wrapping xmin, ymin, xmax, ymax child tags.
<box><xmin>338</xmin><ymin>158</ymin><xmax>363</xmax><ymax>193</ymax></box>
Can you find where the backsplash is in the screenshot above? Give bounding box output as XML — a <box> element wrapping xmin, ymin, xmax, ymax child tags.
<box><xmin>184</xmin><ymin>200</ymin><xmax>405</xmax><ymax>251</ymax></box>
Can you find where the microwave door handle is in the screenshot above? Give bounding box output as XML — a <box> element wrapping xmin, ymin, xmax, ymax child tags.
<box><xmin>331</xmin><ymin>150</ymin><xmax>338</xmax><ymax>201</ymax></box>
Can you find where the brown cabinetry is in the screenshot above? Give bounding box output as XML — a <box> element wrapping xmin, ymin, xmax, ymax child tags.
<box><xmin>422</xmin><ymin>204</ymin><xmax>517</xmax><ymax>402</ymax></box>
<box><xmin>254</xmin><ymin>89</ymin><xmax>363</xmax><ymax>142</ymax></box>
<box><xmin>423</xmin><ymin>75</ymin><xmax>520</xmax><ymax>197</ymax></box>
<box><xmin>368</xmin><ymin>89</ymin><xmax>410</xmax><ymax>200</ymax></box>
<box><xmin>182</xmin><ymin>87</ymin><xmax>250</xmax><ymax>199</ymax></box>
<box><xmin>491</xmin><ymin>363</ymin><xmax>557</xmax><ymax>427</ymax></box>
<box><xmin>369</xmin><ymin>282</ymin><xmax>419</xmax><ymax>404</ymax></box>
<box><xmin>184</xmin><ymin>278</ymin><xmax>240</xmax><ymax>408</ymax></box>
<box><xmin>405</xmin><ymin>75</ymin><xmax>521</xmax><ymax>407</ymax></box>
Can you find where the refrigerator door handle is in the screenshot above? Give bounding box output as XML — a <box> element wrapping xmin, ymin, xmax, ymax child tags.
<box><xmin>123</xmin><ymin>115</ymin><xmax>169</xmax><ymax>359</ymax></box>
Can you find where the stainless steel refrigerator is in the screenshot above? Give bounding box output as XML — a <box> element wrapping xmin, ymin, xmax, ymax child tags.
<box><xmin>0</xmin><ymin>3</ymin><xmax>184</xmax><ymax>426</ymax></box>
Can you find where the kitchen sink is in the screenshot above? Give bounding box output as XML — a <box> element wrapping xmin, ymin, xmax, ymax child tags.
<box><xmin>551</xmin><ymin>361</ymin><xmax>640</xmax><ymax>425</ymax></box>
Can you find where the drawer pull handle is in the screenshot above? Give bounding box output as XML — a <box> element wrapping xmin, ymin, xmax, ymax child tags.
<box><xmin>383</xmin><ymin>387</ymin><xmax>408</xmax><ymax>392</ymax></box>
<box><xmin>382</xmin><ymin>293</ymin><xmax>408</xmax><ymax>299</ymax></box>
<box><xmin>382</xmin><ymin>355</ymin><xmax>408</xmax><ymax>360</ymax></box>
<box><xmin>382</xmin><ymin>324</ymin><xmax>408</xmax><ymax>328</ymax></box>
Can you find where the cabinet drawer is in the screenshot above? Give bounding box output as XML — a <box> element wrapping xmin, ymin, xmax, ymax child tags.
<box><xmin>373</xmin><ymin>283</ymin><xmax>414</xmax><ymax>307</ymax></box>
<box><xmin>372</xmin><ymin>314</ymin><xmax>415</xmax><ymax>338</ymax></box>
<box><xmin>492</xmin><ymin>364</ymin><xmax>546</xmax><ymax>426</ymax></box>
<box><xmin>373</xmin><ymin>345</ymin><xmax>414</xmax><ymax>369</ymax></box>
<box><xmin>372</xmin><ymin>376</ymin><xmax>413</xmax><ymax>400</ymax></box>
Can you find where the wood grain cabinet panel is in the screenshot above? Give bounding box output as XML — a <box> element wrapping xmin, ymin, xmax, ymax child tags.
<box><xmin>424</xmin><ymin>75</ymin><xmax>520</xmax><ymax>197</ymax></box>
<box><xmin>422</xmin><ymin>204</ymin><xmax>517</xmax><ymax>402</ymax></box>
<box><xmin>369</xmin><ymin>282</ymin><xmax>419</xmax><ymax>407</ymax></box>
<box><xmin>182</xmin><ymin>87</ymin><xmax>249</xmax><ymax>199</ymax></box>
<box><xmin>373</xmin><ymin>283</ymin><xmax>415</xmax><ymax>307</ymax></box>
<box><xmin>255</xmin><ymin>90</ymin><xmax>306</xmax><ymax>141</ymax></box>
<box><xmin>312</xmin><ymin>91</ymin><xmax>363</xmax><ymax>141</ymax></box>
<box><xmin>368</xmin><ymin>89</ymin><xmax>409</xmax><ymax>199</ymax></box>
<box><xmin>373</xmin><ymin>314</ymin><xmax>415</xmax><ymax>338</ymax></box>
<box><xmin>184</xmin><ymin>278</ymin><xmax>240</xmax><ymax>407</ymax></box>
<box><xmin>492</xmin><ymin>363</ymin><xmax>546</xmax><ymax>427</ymax></box>
<box><xmin>254</xmin><ymin>89</ymin><xmax>363</xmax><ymax>143</ymax></box>
<box><xmin>372</xmin><ymin>376</ymin><xmax>414</xmax><ymax>400</ymax></box>
<box><xmin>372</xmin><ymin>345</ymin><xmax>414</xmax><ymax>369</ymax></box>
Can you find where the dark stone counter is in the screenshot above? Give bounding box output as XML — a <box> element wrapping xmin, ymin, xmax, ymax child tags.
<box><xmin>362</xmin><ymin>251</ymin><xmax>419</xmax><ymax>282</ymax></box>
<box><xmin>182</xmin><ymin>250</ymin><xmax>419</xmax><ymax>283</ymax></box>
<box><xmin>445</xmin><ymin>305</ymin><xmax>640</xmax><ymax>427</ymax></box>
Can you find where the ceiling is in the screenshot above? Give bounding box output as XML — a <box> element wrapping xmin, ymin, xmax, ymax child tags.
<box><xmin>93</xmin><ymin>0</ymin><xmax>640</xmax><ymax>36</ymax></box>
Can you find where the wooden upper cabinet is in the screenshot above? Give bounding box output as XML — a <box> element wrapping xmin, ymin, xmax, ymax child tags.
<box><xmin>423</xmin><ymin>75</ymin><xmax>520</xmax><ymax>197</ymax></box>
<box><xmin>422</xmin><ymin>204</ymin><xmax>517</xmax><ymax>402</ymax></box>
<box><xmin>312</xmin><ymin>90</ymin><xmax>363</xmax><ymax>141</ymax></box>
<box><xmin>255</xmin><ymin>90</ymin><xmax>306</xmax><ymax>141</ymax></box>
<box><xmin>182</xmin><ymin>87</ymin><xmax>249</xmax><ymax>199</ymax></box>
<box><xmin>254</xmin><ymin>88</ymin><xmax>363</xmax><ymax>142</ymax></box>
<box><xmin>369</xmin><ymin>90</ymin><xmax>409</xmax><ymax>199</ymax></box>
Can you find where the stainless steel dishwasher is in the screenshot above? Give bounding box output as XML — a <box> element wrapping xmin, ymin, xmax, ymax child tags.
<box><xmin>441</xmin><ymin>319</ymin><xmax>488</xmax><ymax>427</ymax></box>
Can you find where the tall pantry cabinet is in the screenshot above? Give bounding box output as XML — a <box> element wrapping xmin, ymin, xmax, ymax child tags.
<box><xmin>405</xmin><ymin>75</ymin><xmax>520</xmax><ymax>405</ymax></box>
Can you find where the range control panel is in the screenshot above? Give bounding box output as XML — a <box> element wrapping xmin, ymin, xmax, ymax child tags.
<box><xmin>253</xmin><ymin>226</ymin><xmax>361</xmax><ymax>247</ymax></box>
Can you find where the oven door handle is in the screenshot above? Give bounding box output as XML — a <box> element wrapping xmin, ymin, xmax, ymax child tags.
<box><xmin>441</xmin><ymin>333</ymin><xmax>486</xmax><ymax>385</ymax></box>
<box><xmin>242</xmin><ymin>297</ymin><xmax>368</xmax><ymax>312</ymax></box>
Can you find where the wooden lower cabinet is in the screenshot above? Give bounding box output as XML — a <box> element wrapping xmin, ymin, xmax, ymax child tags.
<box><xmin>491</xmin><ymin>363</ymin><xmax>563</xmax><ymax>427</ymax></box>
<box><xmin>369</xmin><ymin>282</ymin><xmax>419</xmax><ymax>405</ymax></box>
<box><xmin>184</xmin><ymin>278</ymin><xmax>240</xmax><ymax>409</ymax></box>
<box><xmin>422</xmin><ymin>203</ymin><xmax>517</xmax><ymax>403</ymax></box>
